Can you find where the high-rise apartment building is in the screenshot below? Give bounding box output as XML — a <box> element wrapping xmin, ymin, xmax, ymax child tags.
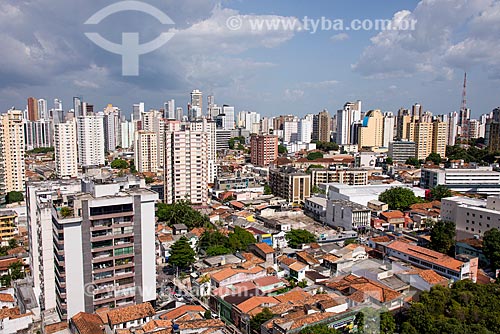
<box><xmin>313</xmin><ymin>110</ymin><xmax>331</xmax><ymax>142</ymax></box>
<box><xmin>165</xmin><ymin>99</ymin><xmax>175</xmax><ymax>120</ymax></box>
<box><xmin>250</xmin><ymin>134</ymin><xmax>278</xmax><ymax>167</ymax></box>
<box><xmin>396</xmin><ymin>108</ymin><xmax>411</xmax><ymax>140</ymax></box>
<box><xmin>447</xmin><ymin>111</ymin><xmax>459</xmax><ymax>146</ymax></box>
<box><xmin>24</xmin><ymin>119</ymin><xmax>54</xmax><ymax>150</ymax></box>
<box><xmin>120</xmin><ymin>120</ymin><xmax>135</xmax><ymax>149</ymax></box>
<box><xmin>190</xmin><ymin>89</ymin><xmax>203</xmax><ymax>111</ymax></box>
<box><xmin>38</xmin><ymin>99</ymin><xmax>48</xmax><ymax>120</ymax></box>
<box><xmin>27</xmin><ymin>176</ymin><xmax>158</xmax><ymax>320</ymax></box>
<box><xmin>77</xmin><ymin>115</ymin><xmax>105</xmax><ymax>167</ymax></box>
<box><xmin>141</xmin><ymin>109</ymin><xmax>165</xmax><ymax>170</ymax></box>
<box><xmin>382</xmin><ymin>112</ymin><xmax>395</xmax><ymax>147</ymax></box>
<box><xmin>283</xmin><ymin>120</ymin><xmax>299</xmax><ymax>143</ymax></box>
<box><xmin>221</xmin><ymin>105</ymin><xmax>235</xmax><ymax>130</ymax></box>
<box><xmin>27</xmin><ymin>97</ymin><xmax>39</xmax><ymax>121</ymax></box>
<box><xmin>407</xmin><ymin>119</ymin><xmax>448</xmax><ymax>160</ymax></box>
<box><xmin>54</xmin><ymin>119</ymin><xmax>78</xmax><ymax>178</ymax></box>
<box><xmin>432</xmin><ymin>120</ymin><xmax>448</xmax><ymax>158</ymax></box>
<box><xmin>336</xmin><ymin>101</ymin><xmax>362</xmax><ymax>145</ymax></box>
<box><xmin>164</xmin><ymin>130</ymin><xmax>209</xmax><ymax>204</ymax></box>
<box><xmin>486</xmin><ymin>108</ymin><xmax>500</xmax><ymax>152</ymax></box>
<box><xmin>358</xmin><ymin>109</ymin><xmax>384</xmax><ymax>148</ymax></box>
<box><xmin>0</xmin><ymin>110</ymin><xmax>26</xmax><ymax>194</ymax></box>
<box><xmin>132</xmin><ymin>102</ymin><xmax>145</xmax><ymax>122</ymax></box>
<box><xmin>134</xmin><ymin>131</ymin><xmax>158</xmax><ymax>173</ymax></box>
<box><xmin>189</xmin><ymin>119</ymin><xmax>217</xmax><ymax>183</ymax></box>
<box><xmin>103</xmin><ymin>105</ymin><xmax>121</xmax><ymax>152</ymax></box>
<box><xmin>269</xmin><ymin>167</ymin><xmax>311</xmax><ymax>204</ymax></box>
<box><xmin>298</xmin><ymin>116</ymin><xmax>313</xmax><ymax>143</ymax></box>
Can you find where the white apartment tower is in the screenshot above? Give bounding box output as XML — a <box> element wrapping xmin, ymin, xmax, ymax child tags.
<box><xmin>382</xmin><ymin>112</ymin><xmax>395</xmax><ymax>147</ymax></box>
<box><xmin>77</xmin><ymin>115</ymin><xmax>105</xmax><ymax>167</ymax></box>
<box><xmin>164</xmin><ymin>130</ymin><xmax>209</xmax><ymax>204</ymax></box>
<box><xmin>189</xmin><ymin>119</ymin><xmax>217</xmax><ymax>183</ymax></box>
<box><xmin>141</xmin><ymin>109</ymin><xmax>165</xmax><ymax>170</ymax></box>
<box><xmin>0</xmin><ymin>110</ymin><xmax>26</xmax><ymax>194</ymax></box>
<box><xmin>134</xmin><ymin>131</ymin><xmax>158</xmax><ymax>173</ymax></box>
<box><xmin>336</xmin><ymin>101</ymin><xmax>362</xmax><ymax>145</ymax></box>
<box><xmin>54</xmin><ymin>119</ymin><xmax>78</xmax><ymax>178</ymax></box>
<box><xmin>27</xmin><ymin>177</ymin><xmax>158</xmax><ymax>320</ymax></box>
<box><xmin>103</xmin><ymin>105</ymin><xmax>121</xmax><ymax>152</ymax></box>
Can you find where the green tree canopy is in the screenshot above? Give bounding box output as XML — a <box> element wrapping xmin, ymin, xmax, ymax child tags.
<box><xmin>250</xmin><ymin>308</ymin><xmax>274</xmax><ymax>333</ymax></box>
<box><xmin>483</xmin><ymin>228</ymin><xmax>500</xmax><ymax>271</ymax></box>
<box><xmin>299</xmin><ymin>324</ymin><xmax>339</xmax><ymax>334</ymax></box>
<box><xmin>9</xmin><ymin>261</ymin><xmax>24</xmax><ymax>280</ymax></box>
<box><xmin>156</xmin><ymin>200</ymin><xmax>209</xmax><ymax>229</ymax></box>
<box><xmin>169</xmin><ymin>237</ymin><xmax>196</xmax><ymax>269</ymax></box>
<box><xmin>110</xmin><ymin>159</ymin><xmax>129</xmax><ymax>169</ymax></box>
<box><xmin>60</xmin><ymin>206</ymin><xmax>73</xmax><ymax>218</ymax></box>
<box><xmin>199</xmin><ymin>229</ymin><xmax>228</xmax><ymax>252</ymax></box>
<box><xmin>385</xmin><ymin>157</ymin><xmax>393</xmax><ymax>165</ymax></box>
<box><xmin>378</xmin><ymin>187</ymin><xmax>422</xmax><ymax>211</ymax></box>
<box><xmin>264</xmin><ymin>184</ymin><xmax>273</xmax><ymax>195</ymax></box>
<box><xmin>405</xmin><ymin>157</ymin><xmax>421</xmax><ymax>167</ymax></box>
<box><xmin>426</xmin><ymin>153</ymin><xmax>442</xmax><ymax>165</ymax></box>
<box><xmin>145</xmin><ymin>176</ymin><xmax>154</xmax><ymax>184</ymax></box>
<box><xmin>307</xmin><ymin>151</ymin><xmax>324</xmax><ymax>160</ymax></box>
<box><xmin>314</xmin><ymin>141</ymin><xmax>339</xmax><ymax>152</ymax></box>
<box><xmin>206</xmin><ymin>245</ymin><xmax>232</xmax><ymax>256</ymax></box>
<box><xmin>6</xmin><ymin>191</ymin><xmax>23</xmax><ymax>204</ymax></box>
<box><xmin>286</xmin><ymin>229</ymin><xmax>316</xmax><ymax>249</ymax></box>
<box><xmin>380</xmin><ymin>312</ymin><xmax>396</xmax><ymax>334</ymax></box>
<box><xmin>429</xmin><ymin>221</ymin><xmax>456</xmax><ymax>255</ymax></box>
<box><xmin>26</xmin><ymin>147</ymin><xmax>54</xmax><ymax>154</ymax></box>
<box><xmin>306</xmin><ymin>164</ymin><xmax>325</xmax><ymax>174</ymax></box>
<box><xmin>226</xmin><ymin>226</ymin><xmax>256</xmax><ymax>252</ymax></box>
<box><xmin>430</xmin><ymin>185</ymin><xmax>453</xmax><ymax>201</ymax></box>
<box><xmin>278</xmin><ymin>144</ymin><xmax>288</xmax><ymax>154</ymax></box>
<box><xmin>402</xmin><ymin>281</ymin><xmax>500</xmax><ymax>334</ymax></box>
<box><xmin>229</xmin><ymin>136</ymin><xmax>245</xmax><ymax>150</ymax></box>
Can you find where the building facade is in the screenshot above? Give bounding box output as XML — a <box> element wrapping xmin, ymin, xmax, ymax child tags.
<box><xmin>54</xmin><ymin>119</ymin><xmax>78</xmax><ymax>178</ymax></box>
<box><xmin>77</xmin><ymin>115</ymin><xmax>105</xmax><ymax>167</ymax></box>
<box><xmin>164</xmin><ymin>130</ymin><xmax>209</xmax><ymax>204</ymax></box>
<box><xmin>134</xmin><ymin>131</ymin><xmax>158</xmax><ymax>173</ymax></box>
<box><xmin>0</xmin><ymin>110</ymin><xmax>26</xmax><ymax>194</ymax></box>
<box><xmin>269</xmin><ymin>167</ymin><xmax>311</xmax><ymax>204</ymax></box>
<box><xmin>250</xmin><ymin>134</ymin><xmax>278</xmax><ymax>167</ymax></box>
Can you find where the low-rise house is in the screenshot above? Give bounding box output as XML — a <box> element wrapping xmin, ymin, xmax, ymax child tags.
<box><xmin>174</xmin><ymin>319</ymin><xmax>226</xmax><ymax>334</ymax></box>
<box><xmin>0</xmin><ymin>307</ymin><xmax>33</xmax><ymax>334</ymax></box>
<box><xmin>159</xmin><ymin>305</ymin><xmax>205</xmax><ymax>321</ymax></box>
<box><xmin>386</xmin><ymin>240</ymin><xmax>478</xmax><ymax>282</ymax></box>
<box><xmin>69</xmin><ymin>312</ymin><xmax>105</xmax><ymax>334</ymax></box>
<box><xmin>249</xmin><ymin>243</ymin><xmax>275</xmax><ymax>267</ymax></box>
<box><xmin>211</xmin><ymin>266</ymin><xmax>267</xmax><ymax>288</ymax></box>
<box><xmin>395</xmin><ymin>267</ymin><xmax>448</xmax><ymax>292</ymax></box>
<box><xmin>106</xmin><ymin>302</ymin><xmax>155</xmax><ymax>332</ymax></box>
<box><xmin>380</xmin><ymin>211</ymin><xmax>406</xmax><ymax>231</ymax></box>
<box><xmin>0</xmin><ymin>293</ymin><xmax>15</xmax><ymax>308</ymax></box>
<box><xmin>324</xmin><ymin>274</ymin><xmax>404</xmax><ymax>311</ymax></box>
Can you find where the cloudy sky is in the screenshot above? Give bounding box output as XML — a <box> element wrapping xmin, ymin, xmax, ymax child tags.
<box><xmin>1</xmin><ymin>0</ymin><xmax>499</xmax><ymax>118</ymax></box>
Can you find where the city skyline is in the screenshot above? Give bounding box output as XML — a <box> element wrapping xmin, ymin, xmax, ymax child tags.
<box><xmin>1</xmin><ymin>0</ymin><xmax>500</xmax><ymax>118</ymax></box>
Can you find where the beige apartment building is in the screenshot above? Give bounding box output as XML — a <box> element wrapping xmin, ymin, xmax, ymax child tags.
<box><xmin>134</xmin><ymin>131</ymin><xmax>158</xmax><ymax>173</ymax></box>
<box><xmin>0</xmin><ymin>110</ymin><xmax>26</xmax><ymax>194</ymax></box>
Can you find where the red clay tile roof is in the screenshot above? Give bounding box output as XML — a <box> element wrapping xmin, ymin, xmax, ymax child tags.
<box><xmin>253</xmin><ymin>243</ymin><xmax>275</xmax><ymax>254</ymax></box>
<box><xmin>253</xmin><ymin>275</ymin><xmax>284</xmax><ymax>287</ymax></box>
<box><xmin>236</xmin><ymin>296</ymin><xmax>278</xmax><ymax>314</ymax></box>
<box><xmin>388</xmin><ymin>241</ymin><xmax>465</xmax><ymax>271</ymax></box>
<box><xmin>160</xmin><ymin>305</ymin><xmax>204</xmax><ymax>320</ymax></box>
<box><xmin>274</xmin><ymin>288</ymin><xmax>310</xmax><ymax>303</ymax></box>
<box><xmin>71</xmin><ymin>312</ymin><xmax>105</xmax><ymax>334</ymax></box>
<box><xmin>0</xmin><ymin>293</ymin><xmax>14</xmax><ymax>303</ymax></box>
<box><xmin>107</xmin><ymin>302</ymin><xmax>155</xmax><ymax>326</ymax></box>
<box><xmin>380</xmin><ymin>211</ymin><xmax>405</xmax><ymax>220</ymax></box>
<box><xmin>45</xmin><ymin>322</ymin><xmax>69</xmax><ymax>334</ymax></box>
<box><xmin>175</xmin><ymin>319</ymin><xmax>225</xmax><ymax>330</ymax></box>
